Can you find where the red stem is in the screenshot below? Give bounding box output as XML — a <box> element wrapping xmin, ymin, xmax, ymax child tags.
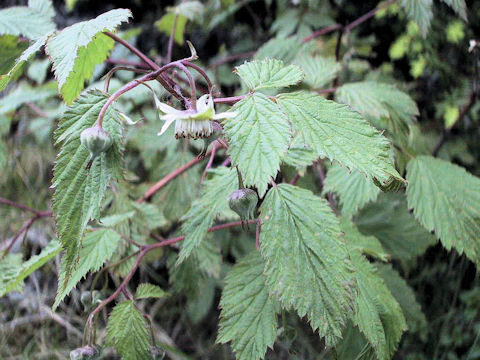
<box><xmin>201</xmin><ymin>141</ymin><xmax>217</xmax><ymax>184</ymax></box>
<box><xmin>214</xmin><ymin>95</ymin><xmax>247</xmax><ymax>104</ymax></box>
<box><xmin>0</xmin><ymin>197</ymin><xmax>51</xmax><ymax>217</ymax></box>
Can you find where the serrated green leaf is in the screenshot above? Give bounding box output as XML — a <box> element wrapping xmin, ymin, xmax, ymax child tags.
<box><xmin>0</xmin><ymin>33</ymin><xmax>51</xmax><ymax>92</ymax></box>
<box><xmin>336</xmin><ymin>82</ymin><xmax>419</xmax><ymax>141</ymax></box>
<box><xmin>294</xmin><ymin>54</ymin><xmax>340</xmax><ymax>89</ymax></box>
<box><xmin>223</xmin><ymin>93</ymin><xmax>291</xmax><ymax>196</ymax></box>
<box><xmin>259</xmin><ymin>184</ymin><xmax>353</xmax><ymax>345</ymax></box>
<box><xmin>355</xmin><ymin>193</ymin><xmax>437</xmax><ymax>270</ymax></box>
<box><xmin>52</xmin><ymin>90</ymin><xmax>124</xmax><ymax>297</ymax></box>
<box><xmin>54</xmin><ymin>228</ymin><xmax>121</xmax><ymax>309</ymax></box>
<box><xmin>100</xmin><ymin>211</ymin><xmax>136</xmax><ymax>227</ymax></box>
<box><xmin>282</xmin><ymin>145</ymin><xmax>318</xmax><ymax>170</ymax></box>
<box><xmin>217</xmin><ymin>251</ymin><xmax>279</xmax><ymax>360</ymax></box>
<box><xmin>235</xmin><ymin>59</ymin><xmax>303</xmax><ymax>91</ymax></box>
<box><xmin>0</xmin><ymin>0</ymin><xmax>55</xmax><ymax>40</ymax></box>
<box><xmin>440</xmin><ymin>0</ymin><xmax>467</xmax><ymax>20</ymax></box>
<box><xmin>177</xmin><ymin>167</ymin><xmax>238</xmax><ymax>263</ymax></box>
<box><xmin>406</xmin><ymin>156</ymin><xmax>480</xmax><ymax>266</ymax></box>
<box><xmin>135</xmin><ymin>283</ymin><xmax>167</xmax><ymax>300</ymax></box>
<box><xmin>323</xmin><ymin>163</ymin><xmax>381</xmax><ymax>218</ymax></box>
<box><xmin>276</xmin><ymin>91</ymin><xmax>403</xmax><ymax>189</ymax></box>
<box><xmin>348</xmin><ymin>248</ymin><xmax>407</xmax><ymax>360</ymax></box>
<box><xmin>400</xmin><ymin>0</ymin><xmax>433</xmax><ymax>36</ymax></box>
<box><xmin>376</xmin><ymin>263</ymin><xmax>427</xmax><ymax>334</ymax></box>
<box><xmin>0</xmin><ymin>241</ymin><xmax>61</xmax><ymax>297</ymax></box>
<box><xmin>340</xmin><ymin>218</ymin><xmax>389</xmax><ymax>262</ymax></box>
<box><xmin>46</xmin><ymin>9</ymin><xmax>132</xmax><ymax>103</ymax></box>
<box><xmin>106</xmin><ymin>300</ymin><xmax>152</xmax><ymax>360</ymax></box>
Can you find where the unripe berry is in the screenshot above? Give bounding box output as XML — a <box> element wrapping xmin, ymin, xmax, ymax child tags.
<box><xmin>228</xmin><ymin>188</ymin><xmax>258</xmax><ymax>223</ymax></box>
<box><xmin>80</xmin><ymin>125</ymin><xmax>113</xmax><ymax>169</ymax></box>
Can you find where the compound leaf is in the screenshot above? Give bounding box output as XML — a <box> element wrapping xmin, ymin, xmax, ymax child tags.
<box><xmin>406</xmin><ymin>156</ymin><xmax>480</xmax><ymax>266</ymax></box>
<box><xmin>106</xmin><ymin>300</ymin><xmax>152</xmax><ymax>360</ymax></box>
<box><xmin>52</xmin><ymin>90</ymin><xmax>124</xmax><ymax>297</ymax></box>
<box><xmin>277</xmin><ymin>91</ymin><xmax>403</xmax><ymax>189</ymax></box>
<box><xmin>223</xmin><ymin>93</ymin><xmax>291</xmax><ymax>196</ymax></box>
<box><xmin>46</xmin><ymin>8</ymin><xmax>132</xmax><ymax>103</ymax></box>
<box><xmin>54</xmin><ymin>228</ymin><xmax>121</xmax><ymax>309</ymax></box>
<box><xmin>235</xmin><ymin>59</ymin><xmax>304</xmax><ymax>91</ymax></box>
<box><xmin>259</xmin><ymin>184</ymin><xmax>353</xmax><ymax>346</ymax></box>
<box><xmin>217</xmin><ymin>251</ymin><xmax>279</xmax><ymax>360</ymax></box>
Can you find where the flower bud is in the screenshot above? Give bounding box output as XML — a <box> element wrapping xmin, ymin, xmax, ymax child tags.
<box><xmin>228</xmin><ymin>188</ymin><xmax>258</xmax><ymax>223</ymax></box>
<box><xmin>70</xmin><ymin>345</ymin><xmax>98</xmax><ymax>360</ymax></box>
<box><xmin>80</xmin><ymin>290</ymin><xmax>102</xmax><ymax>312</ymax></box>
<box><xmin>80</xmin><ymin>125</ymin><xmax>113</xmax><ymax>169</ymax></box>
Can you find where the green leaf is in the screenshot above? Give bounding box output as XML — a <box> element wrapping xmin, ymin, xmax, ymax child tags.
<box><xmin>355</xmin><ymin>193</ymin><xmax>437</xmax><ymax>270</ymax></box>
<box><xmin>0</xmin><ymin>0</ymin><xmax>55</xmax><ymax>40</ymax></box>
<box><xmin>276</xmin><ymin>91</ymin><xmax>403</xmax><ymax>189</ymax></box>
<box><xmin>259</xmin><ymin>184</ymin><xmax>353</xmax><ymax>345</ymax></box>
<box><xmin>54</xmin><ymin>228</ymin><xmax>121</xmax><ymax>309</ymax></box>
<box><xmin>155</xmin><ymin>13</ymin><xmax>188</xmax><ymax>45</ymax></box>
<box><xmin>294</xmin><ymin>54</ymin><xmax>340</xmax><ymax>89</ymax></box>
<box><xmin>46</xmin><ymin>8</ymin><xmax>132</xmax><ymax>103</ymax></box>
<box><xmin>0</xmin><ymin>82</ymin><xmax>57</xmax><ymax>114</ymax></box>
<box><xmin>135</xmin><ymin>283</ymin><xmax>168</xmax><ymax>300</ymax></box>
<box><xmin>235</xmin><ymin>59</ymin><xmax>304</xmax><ymax>91</ymax></box>
<box><xmin>52</xmin><ymin>90</ymin><xmax>124</xmax><ymax>299</ymax></box>
<box><xmin>376</xmin><ymin>263</ymin><xmax>427</xmax><ymax>334</ymax></box>
<box><xmin>217</xmin><ymin>251</ymin><xmax>279</xmax><ymax>360</ymax></box>
<box><xmin>0</xmin><ymin>35</ymin><xmax>28</xmax><ymax>75</ymax></box>
<box><xmin>177</xmin><ymin>167</ymin><xmax>238</xmax><ymax>263</ymax></box>
<box><xmin>348</xmin><ymin>248</ymin><xmax>407</xmax><ymax>360</ymax></box>
<box><xmin>0</xmin><ymin>33</ymin><xmax>51</xmax><ymax>92</ymax></box>
<box><xmin>335</xmin><ymin>81</ymin><xmax>419</xmax><ymax>141</ymax></box>
<box><xmin>340</xmin><ymin>218</ymin><xmax>389</xmax><ymax>262</ymax></box>
<box><xmin>106</xmin><ymin>300</ymin><xmax>152</xmax><ymax>360</ymax></box>
<box><xmin>323</xmin><ymin>163</ymin><xmax>381</xmax><ymax>218</ymax></box>
<box><xmin>400</xmin><ymin>0</ymin><xmax>433</xmax><ymax>36</ymax></box>
<box><xmin>0</xmin><ymin>241</ymin><xmax>61</xmax><ymax>297</ymax></box>
<box><xmin>223</xmin><ymin>93</ymin><xmax>291</xmax><ymax>196</ymax></box>
<box><xmin>255</xmin><ymin>36</ymin><xmax>302</xmax><ymax>63</ymax></box>
<box><xmin>0</xmin><ymin>254</ymin><xmax>24</xmax><ymax>296</ymax></box>
<box><xmin>406</xmin><ymin>156</ymin><xmax>480</xmax><ymax>266</ymax></box>
<box><xmin>440</xmin><ymin>0</ymin><xmax>467</xmax><ymax>20</ymax></box>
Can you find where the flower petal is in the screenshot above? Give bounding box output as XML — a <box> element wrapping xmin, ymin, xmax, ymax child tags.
<box><xmin>158</xmin><ymin>118</ymin><xmax>175</xmax><ymax>135</ymax></box>
<box><xmin>157</xmin><ymin>101</ymin><xmax>182</xmax><ymax>115</ymax></box>
<box><xmin>213</xmin><ymin>111</ymin><xmax>238</xmax><ymax>120</ymax></box>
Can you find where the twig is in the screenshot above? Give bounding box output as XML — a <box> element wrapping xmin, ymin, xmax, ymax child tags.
<box><xmin>289</xmin><ymin>173</ymin><xmax>301</xmax><ymax>185</ymax></box>
<box><xmin>255</xmin><ymin>220</ymin><xmax>261</xmax><ymax>250</ymax></box>
<box><xmin>344</xmin><ymin>0</ymin><xmax>396</xmax><ymax>33</ymax></box>
<box><xmin>214</xmin><ymin>95</ymin><xmax>247</xmax><ymax>104</ymax></box>
<box><xmin>106</xmin><ymin>58</ymin><xmax>150</xmax><ymax>69</ymax></box>
<box><xmin>0</xmin><ymin>197</ymin><xmax>51</xmax><ymax>217</ymax></box>
<box><xmin>302</xmin><ymin>23</ymin><xmax>342</xmax><ymax>43</ymax></box>
<box><xmin>137</xmin><ymin>146</ymin><xmax>219</xmax><ymax>203</ymax></box>
<box><xmin>166</xmin><ymin>14</ymin><xmax>178</xmax><ymax>64</ymax></box>
<box><xmin>26</xmin><ymin>103</ymin><xmax>49</xmax><ymax>118</ymax></box>
<box><xmin>201</xmin><ymin>141</ymin><xmax>217</xmax><ymax>184</ymax></box>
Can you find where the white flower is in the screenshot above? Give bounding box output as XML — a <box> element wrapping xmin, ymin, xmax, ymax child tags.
<box><xmin>157</xmin><ymin>94</ymin><xmax>237</xmax><ymax>139</ymax></box>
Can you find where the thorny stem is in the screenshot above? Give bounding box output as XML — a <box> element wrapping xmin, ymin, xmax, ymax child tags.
<box><xmin>104</xmin><ymin>31</ymin><xmax>184</xmax><ymax>104</ymax></box>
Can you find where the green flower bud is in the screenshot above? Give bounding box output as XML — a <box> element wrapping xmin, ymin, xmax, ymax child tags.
<box><xmin>70</xmin><ymin>345</ymin><xmax>98</xmax><ymax>360</ymax></box>
<box><xmin>80</xmin><ymin>125</ymin><xmax>113</xmax><ymax>169</ymax></box>
<box><xmin>228</xmin><ymin>188</ymin><xmax>258</xmax><ymax>223</ymax></box>
<box><xmin>80</xmin><ymin>290</ymin><xmax>102</xmax><ymax>312</ymax></box>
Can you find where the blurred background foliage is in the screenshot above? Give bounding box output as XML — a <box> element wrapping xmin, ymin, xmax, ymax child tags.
<box><xmin>0</xmin><ymin>0</ymin><xmax>479</xmax><ymax>359</ymax></box>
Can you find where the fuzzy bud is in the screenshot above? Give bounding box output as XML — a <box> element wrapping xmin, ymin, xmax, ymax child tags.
<box><xmin>228</xmin><ymin>188</ymin><xmax>258</xmax><ymax>223</ymax></box>
<box><xmin>80</xmin><ymin>125</ymin><xmax>113</xmax><ymax>169</ymax></box>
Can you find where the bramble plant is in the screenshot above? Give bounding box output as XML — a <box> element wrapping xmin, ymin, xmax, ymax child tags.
<box><xmin>0</xmin><ymin>0</ymin><xmax>479</xmax><ymax>359</ymax></box>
